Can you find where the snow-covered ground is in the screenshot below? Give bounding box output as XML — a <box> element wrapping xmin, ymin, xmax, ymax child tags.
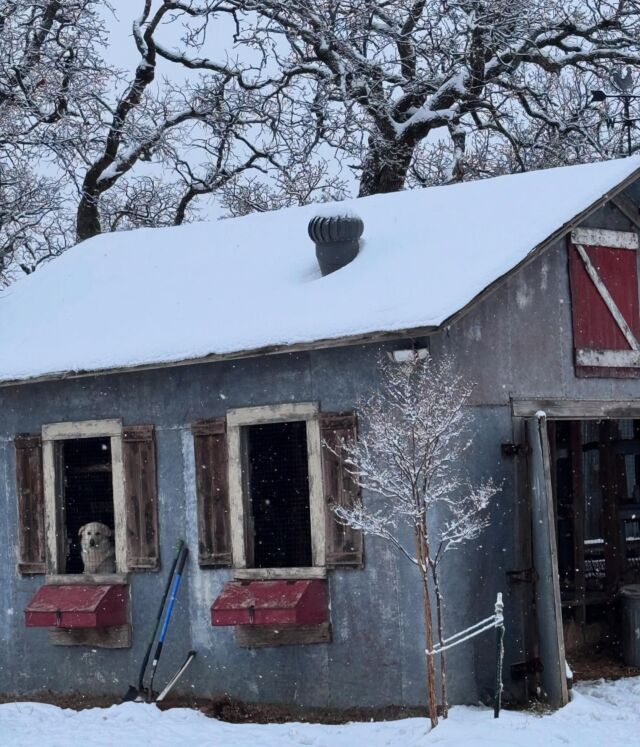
<box><xmin>1</xmin><ymin>677</ymin><xmax>639</xmax><ymax>747</ymax></box>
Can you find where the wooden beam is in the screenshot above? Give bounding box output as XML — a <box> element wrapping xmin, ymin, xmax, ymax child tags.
<box><xmin>49</xmin><ymin>624</ymin><xmax>131</xmax><ymax>649</ymax></box>
<box><xmin>576</xmin><ymin>349</ymin><xmax>640</xmax><ymax>368</ymax></box>
<box><xmin>571</xmin><ymin>227</ymin><xmax>638</xmax><ymax>249</ymax></box>
<box><xmin>42</xmin><ymin>419</ymin><xmax>122</xmax><ymax>441</ymax></box>
<box><xmin>234</xmin><ymin>622</ymin><xmax>331</xmax><ymax>648</ymax></box>
<box><xmin>233</xmin><ymin>567</ymin><xmax>326</xmax><ymax>581</ymax></box>
<box><xmin>45</xmin><ymin>573</ymin><xmax>129</xmax><ymax>585</ymax></box>
<box><xmin>512</xmin><ymin>399</ymin><xmax>640</xmax><ymax>420</ymax></box>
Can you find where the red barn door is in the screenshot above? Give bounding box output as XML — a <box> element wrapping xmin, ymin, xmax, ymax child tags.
<box><xmin>568</xmin><ymin>228</ymin><xmax>640</xmax><ymax>377</ymax></box>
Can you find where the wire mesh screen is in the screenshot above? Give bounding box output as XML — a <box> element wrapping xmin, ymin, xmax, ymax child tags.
<box><xmin>62</xmin><ymin>437</ymin><xmax>115</xmax><ymax>573</ymax></box>
<box><xmin>245</xmin><ymin>421</ymin><xmax>312</xmax><ymax>568</ymax></box>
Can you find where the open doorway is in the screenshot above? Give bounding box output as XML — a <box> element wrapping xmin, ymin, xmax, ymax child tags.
<box><xmin>550</xmin><ymin>418</ymin><xmax>640</xmax><ymax>678</ymax></box>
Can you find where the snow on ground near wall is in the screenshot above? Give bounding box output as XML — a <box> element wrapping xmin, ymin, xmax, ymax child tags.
<box><xmin>0</xmin><ymin>158</ymin><xmax>639</xmax><ymax>383</ymax></box>
<box><xmin>1</xmin><ymin>677</ymin><xmax>639</xmax><ymax>747</ymax></box>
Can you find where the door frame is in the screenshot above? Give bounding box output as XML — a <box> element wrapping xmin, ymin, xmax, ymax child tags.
<box><xmin>513</xmin><ymin>399</ymin><xmax>640</xmax><ymax>707</ymax></box>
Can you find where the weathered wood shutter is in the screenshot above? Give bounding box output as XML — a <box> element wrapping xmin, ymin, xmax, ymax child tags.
<box><xmin>568</xmin><ymin>228</ymin><xmax>640</xmax><ymax>377</ymax></box>
<box><xmin>14</xmin><ymin>434</ymin><xmax>46</xmax><ymax>574</ymax></box>
<box><xmin>192</xmin><ymin>418</ymin><xmax>232</xmax><ymax>567</ymax></box>
<box><xmin>320</xmin><ymin>412</ymin><xmax>363</xmax><ymax>568</ymax></box>
<box><xmin>123</xmin><ymin>425</ymin><xmax>159</xmax><ymax>571</ymax></box>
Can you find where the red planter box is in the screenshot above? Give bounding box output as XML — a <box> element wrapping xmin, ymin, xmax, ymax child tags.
<box><xmin>25</xmin><ymin>585</ymin><xmax>128</xmax><ymax>629</ymax></box>
<box><xmin>211</xmin><ymin>579</ymin><xmax>327</xmax><ymax>626</ymax></box>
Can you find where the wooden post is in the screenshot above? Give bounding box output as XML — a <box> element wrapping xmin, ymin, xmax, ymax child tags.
<box><xmin>494</xmin><ymin>593</ymin><xmax>505</xmax><ymax>719</ymax></box>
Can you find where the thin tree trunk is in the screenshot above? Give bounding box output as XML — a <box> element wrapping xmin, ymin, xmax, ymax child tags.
<box><xmin>358</xmin><ymin>134</ymin><xmax>415</xmax><ymax>196</ymax></box>
<box><xmin>431</xmin><ymin>563</ymin><xmax>448</xmax><ymax>718</ymax></box>
<box><xmin>415</xmin><ymin>522</ymin><xmax>438</xmax><ymax>729</ymax></box>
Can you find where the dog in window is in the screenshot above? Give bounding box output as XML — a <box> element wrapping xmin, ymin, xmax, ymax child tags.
<box><xmin>78</xmin><ymin>522</ymin><xmax>116</xmax><ymax>574</ymax></box>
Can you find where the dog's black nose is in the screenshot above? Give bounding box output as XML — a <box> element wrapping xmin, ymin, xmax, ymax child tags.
<box><xmin>89</xmin><ymin>538</ymin><xmax>96</xmax><ymax>548</ymax></box>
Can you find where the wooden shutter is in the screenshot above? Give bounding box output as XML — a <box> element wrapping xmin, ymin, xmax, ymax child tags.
<box><xmin>568</xmin><ymin>227</ymin><xmax>640</xmax><ymax>377</ymax></box>
<box><xmin>123</xmin><ymin>425</ymin><xmax>159</xmax><ymax>571</ymax></box>
<box><xmin>320</xmin><ymin>412</ymin><xmax>363</xmax><ymax>568</ymax></box>
<box><xmin>192</xmin><ymin>418</ymin><xmax>231</xmax><ymax>567</ymax></box>
<box><xmin>14</xmin><ymin>434</ymin><xmax>46</xmax><ymax>574</ymax></box>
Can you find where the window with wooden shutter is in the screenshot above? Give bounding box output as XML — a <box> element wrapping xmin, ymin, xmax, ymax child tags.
<box><xmin>320</xmin><ymin>412</ymin><xmax>363</xmax><ymax>568</ymax></box>
<box><xmin>15</xmin><ymin>434</ymin><xmax>46</xmax><ymax>574</ymax></box>
<box><xmin>123</xmin><ymin>425</ymin><xmax>159</xmax><ymax>571</ymax></box>
<box><xmin>568</xmin><ymin>228</ymin><xmax>640</xmax><ymax>377</ymax></box>
<box><xmin>192</xmin><ymin>418</ymin><xmax>232</xmax><ymax>567</ymax></box>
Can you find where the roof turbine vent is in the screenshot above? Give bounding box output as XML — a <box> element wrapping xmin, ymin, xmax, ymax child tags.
<box><xmin>308</xmin><ymin>215</ymin><xmax>364</xmax><ymax>276</ymax></box>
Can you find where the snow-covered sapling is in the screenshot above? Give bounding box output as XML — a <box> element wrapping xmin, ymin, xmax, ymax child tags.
<box><xmin>332</xmin><ymin>352</ymin><xmax>498</xmax><ymax>727</ymax></box>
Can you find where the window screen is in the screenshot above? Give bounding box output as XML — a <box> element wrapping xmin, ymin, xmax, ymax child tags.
<box><xmin>245</xmin><ymin>421</ymin><xmax>312</xmax><ymax>568</ymax></box>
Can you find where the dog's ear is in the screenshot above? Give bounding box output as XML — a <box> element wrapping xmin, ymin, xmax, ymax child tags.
<box><xmin>78</xmin><ymin>524</ymin><xmax>87</xmax><ymax>538</ymax></box>
<box><xmin>103</xmin><ymin>525</ymin><xmax>113</xmax><ymax>538</ymax></box>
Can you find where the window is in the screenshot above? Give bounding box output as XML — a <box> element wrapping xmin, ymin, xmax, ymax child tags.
<box><xmin>42</xmin><ymin>419</ymin><xmax>127</xmax><ymax>575</ymax></box>
<box><xmin>227</xmin><ymin>403</ymin><xmax>326</xmax><ymax>577</ymax></box>
<box><xmin>13</xmin><ymin>419</ymin><xmax>160</xmax><ymax>577</ymax></box>
<box><xmin>245</xmin><ymin>420</ymin><xmax>312</xmax><ymax>568</ymax></box>
<box><xmin>568</xmin><ymin>227</ymin><xmax>640</xmax><ymax>376</ymax></box>
<box><xmin>191</xmin><ymin>406</ymin><xmax>363</xmax><ymax>575</ymax></box>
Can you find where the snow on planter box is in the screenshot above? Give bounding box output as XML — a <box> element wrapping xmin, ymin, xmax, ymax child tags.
<box><xmin>24</xmin><ymin>584</ymin><xmax>128</xmax><ymax>628</ymax></box>
<box><xmin>211</xmin><ymin>580</ymin><xmax>327</xmax><ymax>626</ymax></box>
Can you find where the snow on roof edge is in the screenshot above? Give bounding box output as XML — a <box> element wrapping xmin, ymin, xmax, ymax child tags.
<box><xmin>2</xmin><ymin>158</ymin><xmax>640</xmax><ymax>387</ymax></box>
<box><xmin>437</xmin><ymin>165</ymin><xmax>640</xmax><ymax>329</ymax></box>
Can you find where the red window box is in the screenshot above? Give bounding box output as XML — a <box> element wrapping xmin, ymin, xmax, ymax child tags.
<box><xmin>211</xmin><ymin>579</ymin><xmax>327</xmax><ymax>626</ymax></box>
<box><xmin>25</xmin><ymin>584</ymin><xmax>128</xmax><ymax>629</ymax></box>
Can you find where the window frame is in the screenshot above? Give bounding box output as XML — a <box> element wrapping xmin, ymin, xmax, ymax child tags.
<box><xmin>41</xmin><ymin>418</ymin><xmax>128</xmax><ymax>576</ymax></box>
<box><xmin>226</xmin><ymin>403</ymin><xmax>326</xmax><ymax>579</ymax></box>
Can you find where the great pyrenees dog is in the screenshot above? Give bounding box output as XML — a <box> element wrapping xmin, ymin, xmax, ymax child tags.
<box><xmin>78</xmin><ymin>522</ymin><xmax>116</xmax><ymax>574</ymax></box>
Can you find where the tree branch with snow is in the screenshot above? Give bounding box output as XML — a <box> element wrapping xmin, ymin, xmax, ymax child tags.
<box><xmin>331</xmin><ymin>351</ymin><xmax>499</xmax><ymax>726</ymax></box>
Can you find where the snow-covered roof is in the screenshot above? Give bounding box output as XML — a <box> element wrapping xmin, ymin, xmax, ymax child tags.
<box><xmin>1</xmin><ymin>158</ymin><xmax>639</xmax><ymax>384</ymax></box>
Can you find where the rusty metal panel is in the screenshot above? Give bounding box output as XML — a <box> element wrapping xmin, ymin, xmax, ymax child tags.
<box><xmin>568</xmin><ymin>236</ymin><xmax>640</xmax><ymax>377</ymax></box>
<box><xmin>24</xmin><ymin>584</ymin><xmax>127</xmax><ymax>628</ymax></box>
<box><xmin>211</xmin><ymin>579</ymin><xmax>327</xmax><ymax>626</ymax></box>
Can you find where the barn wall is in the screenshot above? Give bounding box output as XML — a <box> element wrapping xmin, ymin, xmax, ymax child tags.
<box><xmin>0</xmin><ymin>342</ymin><xmax>517</xmax><ymax>709</ymax></box>
<box><xmin>434</xmin><ymin>181</ymin><xmax>640</xmax><ymax>404</ymax></box>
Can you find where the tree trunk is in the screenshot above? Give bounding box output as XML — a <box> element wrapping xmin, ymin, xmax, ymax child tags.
<box><xmin>431</xmin><ymin>563</ymin><xmax>448</xmax><ymax>718</ymax></box>
<box><xmin>76</xmin><ymin>189</ymin><xmax>102</xmax><ymax>242</ymax></box>
<box><xmin>415</xmin><ymin>522</ymin><xmax>438</xmax><ymax>729</ymax></box>
<box><xmin>358</xmin><ymin>134</ymin><xmax>415</xmax><ymax>196</ymax></box>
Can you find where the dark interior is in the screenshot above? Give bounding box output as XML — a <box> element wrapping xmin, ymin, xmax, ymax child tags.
<box><xmin>245</xmin><ymin>420</ymin><xmax>312</xmax><ymax>568</ymax></box>
<box><xmin>61</xmin><ymin>437</ymin><xmax>115</xmax><ymax>573</ymax></box>
<box><xmin>551</xmin><ymin>419</ymin><xmax>640</xmax><ymax>660</ymax></box>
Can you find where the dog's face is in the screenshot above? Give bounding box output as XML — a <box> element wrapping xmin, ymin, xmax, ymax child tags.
<box><xmin>78</xmin><ymin>522</ymin><xmax>113</xmax><ymax>553</ymax></box>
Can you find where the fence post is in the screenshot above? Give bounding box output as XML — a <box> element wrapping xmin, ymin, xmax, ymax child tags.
<box><xmin>494</xmin><ymin>592</ymin><xmax>505</xmax><ymax>718</ymax></box>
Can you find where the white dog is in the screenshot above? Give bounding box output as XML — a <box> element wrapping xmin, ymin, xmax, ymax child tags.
<box><xmin>79</xmin><ymin>522</ymin><xmax>116</xmax><ymax>574</ymax></box>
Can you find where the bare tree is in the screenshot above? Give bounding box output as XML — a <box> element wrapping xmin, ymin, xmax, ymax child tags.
<box><xmin>73</xmin><ymin>2</ymin><xmax>278</xmax><ymax>241</ymax></box>
<box><xmin>7</xmin><ymin>1</ymin><xmax>639</xmax><ymax>281</ymax></box>
<box><xmin>216</xmin><ymin>0</ymin><xmax>640</xmax><ymax>193</ymax></box>
<box><xmin>0</xmin><ymin>1</ymin><xmax>341</xmax><ymax>280</ymax></box>
<box><xmin>332</xmin><ymin>353</ymin><xmax>497</xmax><ymax>727</ymax></box>
<box><xmin>0</xmin><ymin>0</ymin><xmax>109</xmax><ymax>278</ymax></box>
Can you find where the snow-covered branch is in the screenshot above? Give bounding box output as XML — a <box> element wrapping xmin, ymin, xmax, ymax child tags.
<box><xmin>331</xmin><ymin>351</ymin><xmax>499</xmax><ymax>724</ymax></box>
